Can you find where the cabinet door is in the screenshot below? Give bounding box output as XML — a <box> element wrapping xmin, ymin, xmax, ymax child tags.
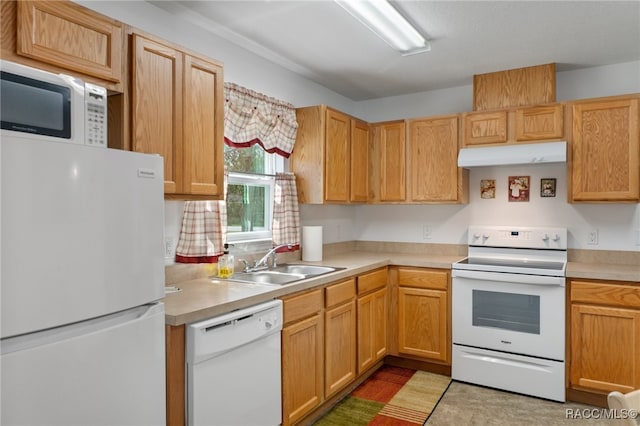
<box><xmin>350</xmin><ymin>119</ymin><xmax>370</xmax><ymax>202</ymax></box>
<box><xmin>131</xmin><ymin>35</ymin><xmax>183</xmax><ymax>194</ymax></box>
<box><xmin>571</xmin><ymin>99</ymin><xmax>639</xmax><ymax>201</ymax></box>
<box><xmin>282</xmin><ymin>314</ymin><xmax>323</xmax><ymax>426</ymax></box>
<box><xmin>571</xmin><ymin>304</ymin><xmax>640</xmax><ymax>394</ymax></box>
<box><xmin>379</xmin><ymin>122</ymin><xmax>406</xmax><ymax>201</ymax></box>
<box><xmin>398</xmin><ymin>287</ymin><xmax>448</xmax><ymax>363</ymax></box>
<box><xmin>17</xmin><ymin>1</ymin><xmax>123</xmax><ymax>83</ymax></box>
<box><xmin>183</xmin><ymin>55</ymin><xmax>224</xmax><ymax>197</ymax></box>
<box><xmin>325</xmin><ymin>301</ymin><xmax>356</xmax><ymax>398</ymax></box>
<box><xmin>357</xmin><ymin>287</ymin><xmax>388</xmax><ymax>374</ymax></box>
<box><xmin>325</xmin><ymin>109</ymin><xmax>350</xmax><ymax>202</ymax></box>
<box><xmin>515</xmin><ymin>104</ymin><xmax>563</xmax><ymax>141</ymax></box>
<box><xmin>463</xmin><ymin>111</ymin><xmax>507</xmax><ymax>146</ymax></box>
<box><xmin>409</xmin><ymin>116</ymin><xmax>459</xmax><ymax>201</ymax></box>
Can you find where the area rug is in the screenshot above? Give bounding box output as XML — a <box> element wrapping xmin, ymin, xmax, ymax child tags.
<box><xmin>314</xmin><ymin>365</ymin><xmax>452</xmax><ymax>425</ymax></box>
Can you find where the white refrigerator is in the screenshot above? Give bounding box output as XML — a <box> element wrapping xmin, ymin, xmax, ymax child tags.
<box><xmin>1</xmin><ymin>136</ymin><xmax>166</xmax><ymax>425</ymax></box>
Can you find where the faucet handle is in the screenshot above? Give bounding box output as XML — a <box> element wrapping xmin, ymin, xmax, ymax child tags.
<box><xmin>238</xmin><ymin>259</ymin><xmax>251</xmax><ymax>272</ymax></box>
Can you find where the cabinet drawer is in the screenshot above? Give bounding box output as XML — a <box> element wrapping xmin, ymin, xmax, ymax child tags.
<box><xmin>398</xmin><ymin>268</ymin><xmax>449</xmax><ymax>290</ymax></box>
<box><xmin>282</xmin><ymin>289</ymin><xmax>323</xmax><ymax>325</ymax></box>
<box><xmin>571</xmin><ymin>280</ymin><xmax>640</xmax><ymax>309</ymax></box>
<box><xmin>325</xmin><ymin>278</ymin><xmax>356</xmax><ymax>308</ymax></box>
<box><xmin>357</xmin><ymin>268</ymin><xmax>387</xmax><ymax>295</ymax></box>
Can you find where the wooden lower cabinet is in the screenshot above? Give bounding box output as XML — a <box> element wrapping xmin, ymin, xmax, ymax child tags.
<box><xmin>357</xmin><ymin>287</ymin><xmax>388</xmax><ymax>374</ymax></box>
<box><xmin>165</xmin><ymin>325</ymin><xmax>185</xmax><ymax>426</ymax></box>
<box><xmin>281</xmin><ymin>289</ymin><xmax>324</xmax><ymax>426</ymax></box>
<box><xmin>357</xmin><ymin>268</ymin><xmax>389</xmax><ymax>374</ymax></box>
<box><xmin>395</xmin><ymin>267</ymin><xmax>450</xmax><ymax>365</ymax></box>
<box><xmin>324</xmin><ymin>279</ymin><xmax>357</xmax><ymax>398</ymax></box>
<box><xmin>569</xmin><ymin>279</ymin><xmax>640</xmax><ymax>400</ymax></box>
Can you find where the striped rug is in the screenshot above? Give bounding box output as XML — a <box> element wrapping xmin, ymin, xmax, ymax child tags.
<box><xmin>314</xmin><ymin>365</ymin><xmax>452</xmax><ymax>425</ymax></box>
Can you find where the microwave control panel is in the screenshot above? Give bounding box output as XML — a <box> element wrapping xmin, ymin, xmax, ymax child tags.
<box><xmin>84</xmin><ymin>82</ymin><xmax>107</xmax><ymax>148</ymax></box>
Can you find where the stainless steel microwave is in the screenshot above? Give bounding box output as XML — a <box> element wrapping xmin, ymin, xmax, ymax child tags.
<box><xmin>0</xmin><ymin>60</ymin><xmax>107</xmax><ymax>147</ymax></box>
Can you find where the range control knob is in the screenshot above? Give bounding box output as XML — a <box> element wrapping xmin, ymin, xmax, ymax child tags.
<box><xmin>552</xmin><ymin>234</ymin><xmax>560</xmax><ymax>242</ymax></box>
<box><xmin>473</xmin><ymin>233</ymin><xmax>481</xmax><ymax>239</ymax></box>
<box><xmin>542</xmin><ymin>233</ymin><xmax>550</xmax><ymax>241</ymax></box>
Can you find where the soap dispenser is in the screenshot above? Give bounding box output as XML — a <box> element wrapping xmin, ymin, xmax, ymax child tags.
<box><xmin>217</xmin><ymin>243</ymin><xmax>234</xmax><ymax>278</ymax></box>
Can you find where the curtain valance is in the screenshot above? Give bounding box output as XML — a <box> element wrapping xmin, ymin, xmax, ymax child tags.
<box><xmin>224</xmin><ymin>83</ymin><xmax>298</xmax><ymax>158</ymax></box>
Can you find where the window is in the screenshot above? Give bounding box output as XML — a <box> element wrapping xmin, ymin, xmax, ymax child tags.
<box><xmin>224</xmin><ymin>144</ymin><xmax>284</xmax><ymax>242</ymax></box>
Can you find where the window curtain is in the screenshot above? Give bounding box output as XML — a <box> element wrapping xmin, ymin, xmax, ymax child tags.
<box><xmin>272</xmin><ymin>172</ymin><xmax>300</xmax><ymax>252</ymax></box>
<box><xmin>224</xmin><ymin>82</ymin><xmax>298</xmax><ymax>158</ymax></box>
<box><xmin>175</xmin><ymin>174</ymin><xmax>228</xmax><ymax>264</ymax></box>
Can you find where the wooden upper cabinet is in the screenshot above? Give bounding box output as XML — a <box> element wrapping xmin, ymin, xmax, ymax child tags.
<box><xmin>132</xmin><ymin>35</ymin><xmax>183</xmax><ymax>194</ymax></box>
<box><xmin>515</xmin><ymin>104</ymin><xmax>563</xmax><ymax>141</ymax></box>
<box><xmin>182</xmin><ymin>55</ymin><xmax>224</xmax><ymax>196</ymax></box>
<box><xmin>325</xmin><ymin>109</ymin><xmax>351</xmax><ymax>202</ymax></box>
<box><xmin>350</xmin><ymin>119</ymin><xmax>370</xmax><ymax>202</ymax></box>
<box><xmin>463</xmin><ymin>104</ymin><xmax>564</xmax><ymax>147</ymax></box>
<box><xmin>290</xmin><ymin>105</ymin><xmax>369</xmax><ymax>204</ymax></box>
<box><xmin>462</xmin><ymin>111</ymin><xmax>508</xmax><ymax>146</ymax></box>
<box><xmin>408</xmin><ymin>115</ymin><xmax>466</xmax><ymax>203</ymax></box>
<box><xmin>570</xmin><ymin>97</ymin><xmax>639</xmax><ymax>202</ymax></box>
<box><xmin>473</xmin><ymin>63</ymin><xmax>555</xmax><ymax>111</ymax></box>
<box><xmin>16</xmin><ymin>1</ymin><xmax>123</xmax><ymax>84</ymax></box>
<box><xmin>131</xmin><ymin>33</ymin><xmax>224</xmax><ymax>199</ymax></box>
<box><xmin>372</xmin><ymin>121</ymin><xmax>406</xmax><ymax>202</ymax></box>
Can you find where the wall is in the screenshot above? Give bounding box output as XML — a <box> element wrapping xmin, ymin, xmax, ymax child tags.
<box><xmin>354</xmin><ymin>164</ymin><xmax>640</xmax><ymax>251</ymax></box>
<box><xmin>78</xmin><ymin>1</ymin><xmax>640</xmax><ymax>254</ymax></box>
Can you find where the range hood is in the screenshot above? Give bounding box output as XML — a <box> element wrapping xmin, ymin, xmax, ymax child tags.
<box><xmin>457</xmin><ymin>141</ymin><xmax>567</xmax><ymax>168</ymax></box>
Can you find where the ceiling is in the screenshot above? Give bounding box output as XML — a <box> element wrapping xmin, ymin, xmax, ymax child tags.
<box><xmin>151</xmin><ymin>1</ymin><xmax>640</xmax><ymax>101</ymax></box>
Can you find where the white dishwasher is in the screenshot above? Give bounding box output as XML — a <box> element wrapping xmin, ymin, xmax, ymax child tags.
<box><xmin>186</xmin><ymin>299</ymin><xmax>283</xmax><ymax>426</ymax></box>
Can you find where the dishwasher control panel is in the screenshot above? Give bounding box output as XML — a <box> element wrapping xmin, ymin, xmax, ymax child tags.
<box><xmin>186</xmin><ymin>300</ymin><xmax>283</xmax><ymax>364</ymax></box>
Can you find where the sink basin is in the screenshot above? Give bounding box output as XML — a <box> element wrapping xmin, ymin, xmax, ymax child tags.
<box><xmin>227</xmin><ymin>264</ymin><xmax>344</xmax><ymax>286</ymax></box>
<box><xmin>271</xmin><ymin>264</ymin><xmax>339</xmax><ymax>276</ymax></box>
<box><xmin>232</xmin><ymin>271</ymin><xmax>306</xmax><ymax>285</ymax></box>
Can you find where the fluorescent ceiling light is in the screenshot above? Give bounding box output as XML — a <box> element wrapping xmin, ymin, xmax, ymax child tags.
<box><xmin>335</xmin><ymin>0</ymin><xmax>430</xmax><ymax>55</ymax></box>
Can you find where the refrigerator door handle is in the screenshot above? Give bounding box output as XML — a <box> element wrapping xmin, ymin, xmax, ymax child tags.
<box><xmin>1</xmin><ymin>302</ymin><xmax>164</xmax><ymax>355</ymax></box>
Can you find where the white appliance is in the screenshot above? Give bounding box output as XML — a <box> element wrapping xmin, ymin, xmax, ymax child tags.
<box><xmin>457</xmin><ymin>141</ymin><xmax>566</xmax><ymax>168</ymax></box>
<box><xmin>452</xmin><ymin>226</ymin><xmax>567</xmax><ymax>402</ymax></box>
<box><xmin>186</xmin><ymin>300</ymin><xmax>283</xmax><ymax>426</ymax></box>
<box><xmin>1</xmin><ymin>136</ymin><xmax>166</xmax><ymax>425</ymax></box>
<box><xmin>1</xmin><ymin>59</ymin><xmax>107</xmax><ymax>147</ymax></box>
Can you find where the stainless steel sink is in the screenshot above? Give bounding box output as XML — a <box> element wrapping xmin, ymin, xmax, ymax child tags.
<box><xmin>227</xmin><ymin>264</ymin><xmax>344</xmax><ymax>286</ymax></box>
<box><xmin>271</xmin><ymin>264</ymin><xmax>339</xmax><ymax>276</ymax></box>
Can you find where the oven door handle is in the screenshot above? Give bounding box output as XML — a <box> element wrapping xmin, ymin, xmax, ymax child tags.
<box><xmin>452</xmin><ymin>269</ymin><xmax>565</xmax><ymax>286</ymax></box>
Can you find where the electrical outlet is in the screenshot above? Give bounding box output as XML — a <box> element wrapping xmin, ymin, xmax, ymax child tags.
<box><xmin>165</xmin><ymin>237</ymin><xmax>176</xmax><ymax>258</ymax></box>
<box><xmin>423</xmin><ymin>225</ymin><xmax>433</xmax><ymax>240</ymax></box>
<box><xmin>587</xmin><ymin>229</ymin><xmax>599</xmax><ymax>245</ymax></box>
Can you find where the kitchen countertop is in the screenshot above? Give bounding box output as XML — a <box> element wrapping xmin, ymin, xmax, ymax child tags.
<box><xmin>566</xmin><ymin>261</ymin><xmax>640</xmax><ymax>282</ymax></box>
<box><xmin>164</xmin><ymin>251</ymin><xmax>640</xmax><ymax>326</ymax></box>
<box><xmin>164</xmin><ymin>252</ymin><xmax>461</xmax><ymax>326</ymax></box>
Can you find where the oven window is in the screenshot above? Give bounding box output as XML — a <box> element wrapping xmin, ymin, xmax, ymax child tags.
<box><xmin>472</xmin><ymin>290</ymin><xmax>540</xmax><ymax>334</ymax></box>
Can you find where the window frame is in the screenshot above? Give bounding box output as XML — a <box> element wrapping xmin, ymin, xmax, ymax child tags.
<box><xmin>224</xmin><ymin>146</ymin><xmax>285</xmax><ymax>243</ymax></box>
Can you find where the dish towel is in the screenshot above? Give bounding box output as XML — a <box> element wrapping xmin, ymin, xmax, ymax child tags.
<box><xmin>175</xmin><ymin>200</ymin><xmax>227</xmax><ymax>263</ymax></box>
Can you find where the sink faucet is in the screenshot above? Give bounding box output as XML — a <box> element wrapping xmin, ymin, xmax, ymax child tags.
<box><xmin>253</xmin><ymin>243</ymin><xmax>293</xmax><ymax>270</ymax></box>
